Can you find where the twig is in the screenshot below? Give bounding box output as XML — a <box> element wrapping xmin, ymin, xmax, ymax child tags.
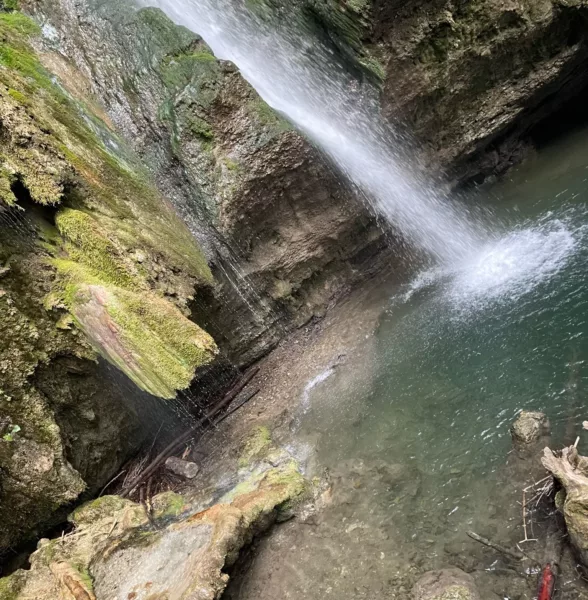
<box><xmin>120</xmin><ymin>366</ymin><xmax>260</xmax><ymax>498</ymax></box>
<box><xmin>106</xmin><ymin>519</ymin><xmax>118</xmax><ymax>539</ymax></box>
<box><xmin>213</xmin><ymin>389</ymin><xmax>259</xmax><ymax>427</ymax></box>
<box><xmin>99</xmin><ymin>469</ymin><xmax>127</xmax><ymax>497</ymax></box>
<box><xmin>146</xmin><ymin>476</ymin><xmax>153</xmax><ymax>516</ymax></box>
<box><xmin>523</xmin><ymin>476</ymin><xmax>552</xmax><ymax>492</ymax></box>
<box><xmin>519</xmin><ymin>490</ymin><xmax>538</xmax><ymax>544</ymax></box>
<box><xmin>467</xmin><ymin>531</ymin><xmax>524</xmax><ymax>561</ymax></box>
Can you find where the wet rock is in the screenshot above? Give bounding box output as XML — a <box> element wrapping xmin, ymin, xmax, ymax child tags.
<box><xmin>0</xmin><ymin>2</ymin><xmax>216</xmax><ymax>551</ymax></box>
<box><xmin>543</xmin><ymin>445</ymin><xmax>588</xmax><ymax>567</ymax></box>
<box><xmin>24</xmin><ymin>0</ymin><xmax>390</xmax><ymax>366</ymax></box>
<box><xmin>413</xmin><ymin>568</ymin><xmax>480</xmax><ymax>600</ymax></box>
<box><xmin>511</xmin><ymin>411</ymin><xmax>550</xmax><ymax>448</ymax></box>
<box><xmin>1</xmin><ymin>437</ymin><xmax>309</xmax><ymax>600</ymax></box>
<box><xmin>165</xmin><ymin>456</ymin><xmax>200</xmax><ymax>479</ymax></box>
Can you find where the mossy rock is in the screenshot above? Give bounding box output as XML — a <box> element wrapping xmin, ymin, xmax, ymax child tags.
<box><xmin>239</xmin><ymin>425</ymin><xmax>273</xmax><ymax>467</ymax></box>
<box><xmin>0</xmin><ymin>8</ymin><xmax>217</xmax><ymax>398</ymax></box>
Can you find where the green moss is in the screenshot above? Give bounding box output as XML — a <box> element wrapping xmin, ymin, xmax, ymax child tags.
<box><xmin>70</xmin><ymin>495</ymin><xmax>132</xmax><ymax>526</ymax></box>
<box><xmin>264</xmin><ymin>460</ymin><xmax>308</xmax><ymax>512</ymax></box>
<box><xmin>0</xmin><ymin>12</ymin><xmax>39</xmax><ymax>36</ymax></box>
<box><xmin>52</xmin><ymin>216</ymin><xmax>216</xmax><ymax>398</ymax></box>
<box><xmin>0</xmin><ymin>4</ymin><xmax>215</xmax><ymax>403</ymax></box>
<box><xmin>223</xmin><ymin>158</ymin><xmax>242</xmax><ymax>172</ymax></box>
<box><xmin>152</xmin><ymin>491</ymin><xmax>189</xmax><ymax>519</ymax></box>
<box><xmin>56</xmin><ymin>209</ymin><xmax>136</xmax><ymax>289</ymax></box>
<box><xmin>239</xmin><ymin>426</ymin><xmax>272</xmax><ymax>467</ymax></box>
<box><xmin>249</xmin><ymin>99</ymin><xmax>292</xmax><ymax>137</ymax></box>
<box><xmin>7</xmin><ymin>87</ymin><xmax>26</xmax><ymax>103</ymax></box>
<box><xmin>0</xmin><ymin>571</ymin><xmax>25</xmax><ymax>600</ymax></box>
<box><xmin>0</xmin><ymin>168</ymin><xmax>15</xmax><ymax>205</ymax></box>
<box><xmin>359</xmin><ymin>54</ymin><xmax>385</xmax><ymax>81</ymax></box>
<box><xmin>0</xmin><ymin>0</ymin><xmax>19</xmax><ymax>12</ymax></box>
<box><xmin>104</xmin><ymin>288</ymin><xmax>217</xmax><ymax>398</ymax></box>
<box><xmin>73</xmin><ymin>565</ymin><xmax>94</xmax><ymax>594</ymax></box>
<box><xmin>187</xmin><ymin>115</ymin><xmax>214</xmax><ymax>140</ymax></box>
<box><xmin>2</xmin><ymin>423</ymin><xmax>20</xmax><ymax>442</ymax></box>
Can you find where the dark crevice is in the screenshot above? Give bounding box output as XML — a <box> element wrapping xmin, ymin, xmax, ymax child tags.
<box><xmin>0</xmin><ymin>520</ymin><xmax>74</xmax><ymax>578</ymax></box>
<box><xmin>527</xmin><ymin>78</ymin><xmax>588</xmax><ymax>149</ymax></box>
<box><xmin>10</xmin><ymin>178</ymin><xmax>59</xmax><ymax>225</ymax></box>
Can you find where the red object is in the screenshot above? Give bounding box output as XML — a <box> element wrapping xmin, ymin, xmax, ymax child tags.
<box><xmin>538</xmin><ymin>564</ymin><xmax>556</xmax><ymax>600</ymax></box>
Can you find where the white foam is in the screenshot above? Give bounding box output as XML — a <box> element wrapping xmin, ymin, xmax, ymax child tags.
<box><xmin>396</xmin><ymin>210</ymin><xmax>580</xmax><ymax>313</ymax></box>
<box><xmin>450</xmin><ymin>219</ymin><xmax>576</xmax><ymax>305</ymax></box>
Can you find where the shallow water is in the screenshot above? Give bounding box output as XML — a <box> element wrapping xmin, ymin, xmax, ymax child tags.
<box><xmin>226</xmin><ymin>129</ymin><xmax>588</xmax><ymax>599</ymax></box>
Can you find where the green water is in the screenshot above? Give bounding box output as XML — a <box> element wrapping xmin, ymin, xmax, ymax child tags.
<box><xmin>294</xmin><ymin>129</ymin><xmax>588</xmax><ymax>595</ymax></box>
<box><xmin>227</xmin><ymin>130</ymin><xmax>588</xmax><ymax>599</ymax></box>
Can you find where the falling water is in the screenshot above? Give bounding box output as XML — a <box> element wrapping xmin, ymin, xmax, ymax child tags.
<box><xmin>138</xmin><ymin>0</ymin><xmax>489</xmax><ymax>265</ymax></box>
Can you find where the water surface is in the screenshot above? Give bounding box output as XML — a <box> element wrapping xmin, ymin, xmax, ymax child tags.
<box><xmin>227</xmin><ymin>127</ymin><xmax>588</xmax><ymax>600</ymax></box>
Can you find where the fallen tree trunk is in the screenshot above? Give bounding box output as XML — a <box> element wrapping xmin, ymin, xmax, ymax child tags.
<box><xmin>542</xmin><ymin>445</ymin><xmax>588</xmax><ymax>568</ymax></box>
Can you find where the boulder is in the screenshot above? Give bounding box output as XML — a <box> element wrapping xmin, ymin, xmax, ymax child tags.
<box><xmin>413</xmin><ymin>568</ymin><xmax>480</xmax><ymax>600</ymax></box>
<box><xmin>0</xmin><ymin>438</ymin><xmax>308</xmax><ymax>600</ymax></box>
<box><xmin>511</xmin><ymin>411</ymin><xmax>550</xmax><ymax>448</ymax></box>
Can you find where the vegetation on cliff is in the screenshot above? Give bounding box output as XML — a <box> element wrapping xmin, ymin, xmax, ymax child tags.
<box><xmin>0</xmin><ymin>5</ymin><xmax>217</xmax><ymax>398</ymax></box>
<box><xmin>0</xmin><ymin>3</ymin><xmax>218</xmax><ymax>554</ymax></box>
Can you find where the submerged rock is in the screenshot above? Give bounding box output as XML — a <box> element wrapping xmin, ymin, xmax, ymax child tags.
<box><xmin>511</xmin><ymin>411</ymin><xmax>550</xmax><ymax>449</ymax></box>
<box><xmin>413</xmin><ymin>568</ymin><xmax>480</xmax><ymax>600</ymax></box>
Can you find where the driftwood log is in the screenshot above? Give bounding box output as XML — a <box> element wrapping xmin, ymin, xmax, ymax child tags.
<box><xmin>542</xmin><ymin>445</ymin><xmax>588</xmax><ymax>568</ymax></box>
<box><xmin>120</xmin><ymin>367</ymin><xmax>260</xmax><ymax>498</ymax></box>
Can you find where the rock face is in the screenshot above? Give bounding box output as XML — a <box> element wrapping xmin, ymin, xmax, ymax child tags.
<box><xmin>373</xmin><ymin>0</ymin><xmax>588</xmax><ymax>183</ymax></box>
<box><xmin>0</xmin><ymin>434</ymin><xmax>308</xmax><ymax>600</ymax></box>
<box><xmin>0</xmin><ymin>6</ymin><xmax>216</xmax><ymax>553</ymax></box>
<box><xmin>413</xmin><ymin>568</ymin><xmax>480</xmax><ymax>600</ymax></box>
<box><xmin>231</xmin><ymin>0</ymin><xmax>588</xmax><ymax>184</ymax></box>
<box><xmin>23</xmin><ymin>0</ymin><xmax>389</xmax><ymax>364</ymax></box>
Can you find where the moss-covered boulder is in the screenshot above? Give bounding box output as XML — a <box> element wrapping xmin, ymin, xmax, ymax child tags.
<box><xmin>1</xmin><ymin>438</ymin><xmax>309</xmax><ymax>600</ymax></box>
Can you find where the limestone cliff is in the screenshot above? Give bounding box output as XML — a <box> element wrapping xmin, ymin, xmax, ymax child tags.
<box><xmin>0</xmin><ymin>5</ymin><xmax>217</xmax><ymax>553</ymax></box>
<box><xmin>23</xmin><ymin>0</ymin><xmax>389</xmax><ymax>363</ymax></box>
<box><xmin>259</xmin><ymin>0</ymin><xmax>588</xmax><ymax>183</ymax></box>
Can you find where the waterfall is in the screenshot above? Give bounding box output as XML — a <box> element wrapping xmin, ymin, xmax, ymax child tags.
<box><xmin>138</xmin><ymin>0</ymin><xmax>489</xmax><ymax>265</ymax></box>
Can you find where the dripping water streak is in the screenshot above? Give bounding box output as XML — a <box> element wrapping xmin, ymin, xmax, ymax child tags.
<box><xmin>138</xmin><ymin>0</ymin><xmax>489</xmax><ymax>265</ymax></box>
